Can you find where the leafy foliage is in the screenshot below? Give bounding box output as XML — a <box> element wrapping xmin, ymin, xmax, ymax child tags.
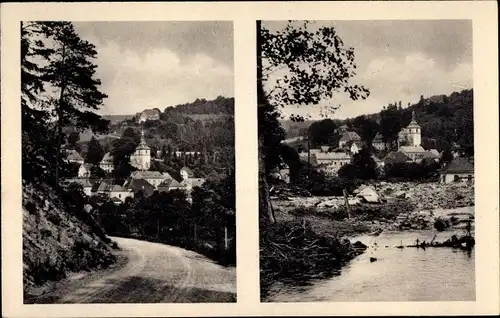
<box><xmin>95</xmin><ymin>173</ymin><xmax>236</xmax><ymax>266</ymax></box>
<box><xmin>86</xmin><ymin>136</ymin><xmax>105</xmax><ymax>165</ymax></box>
<box><xmin>257</xmin><ymin>21</ymin><xmax>369</xmax><ymax>224</ymax></box>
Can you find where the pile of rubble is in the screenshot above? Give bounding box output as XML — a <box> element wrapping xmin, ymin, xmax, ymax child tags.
<box><xmin>269</xmin><ymin>184</ymin><xmax>312</xmax><ymax>200</ymax></box>
<box><xmin>375</xmin><ymin>182</ymin><xmax>474</xmax><ymax>210</ymax></box>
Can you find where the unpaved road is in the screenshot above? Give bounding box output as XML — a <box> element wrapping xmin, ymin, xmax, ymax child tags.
<box><xmin>27</xmin><ymin>237</ymin><xmax>236</xmax><ymax>303</ymax></box>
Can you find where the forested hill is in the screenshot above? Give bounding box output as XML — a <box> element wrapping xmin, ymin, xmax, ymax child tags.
<box><xmin>163</xmin><ymin>96</ymin><xmax>234</xmax><ymax>116</ymax></box>
<box><xmin>283</xmin><ymin>89</ymin><xmax>473</xmax><ymax>154</ymax></box>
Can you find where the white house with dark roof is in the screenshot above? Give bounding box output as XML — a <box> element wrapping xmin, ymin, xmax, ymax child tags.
<box><xmin>158</xmin><ymin>178</ymin><xmax>183</xmax><ymax>192</ymax></box>
<box><xmin>372</xmin><ymin>133</ymin><xmax>386</xmax><ymax>151</ymax></box>
<box><xmin>109</xmin><ymin>184</ymin><xmax>134</xmax><ymax>203</ymax></box>
<box><xmin>100</xmin><ymin>152</ymin><xmax>114</xmax><ymax>173</ymax></box>
<box><xmin>128</xmin><ymin>170</ymin><xmax>166</xmax><ymax>188</ymax></box>
<box><xmin>315</xmin><ymin>151</ymin><xmax>352</xmax><ymax>175</ymax></box>
<box><xmin>441</xmin><ymin>157</ymin><xmax>474</xmax><ymax>183</ymax></box>
<box><xmin>339</xmin><ymin>131</ymin><xmax>362</xmax><ymax>148</ymax></box>
<box><xmin>65</xmin><ymin>149</ymin><xmax>84</xmax><ymax>165</ymax></box>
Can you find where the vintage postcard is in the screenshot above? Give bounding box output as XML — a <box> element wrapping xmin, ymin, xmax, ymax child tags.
<box><xmin>1</xmin><ymin>1</ymin><xmax>499</xmax><ymax>317</ymax></box>
<box><xmin>258</xmin><ymin>19</ymin><xmax>476</xmax><ymax>302</ymax></box>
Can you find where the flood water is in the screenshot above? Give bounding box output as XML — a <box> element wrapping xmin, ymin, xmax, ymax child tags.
<box><xmin>269</xmin><ymin>211</ymin><xmax>475</xmax><ymax>302</ymax></box>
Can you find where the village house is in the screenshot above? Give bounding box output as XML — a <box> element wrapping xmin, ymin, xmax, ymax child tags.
<box><xmin>65</xmin><ymin>178</ymin><xmax>93</xmax><ymax>196</ymax></box>
<box><xmin>180</xmin><ymin>178</ymin><xmax>206</xmax><ymax>192</ymax></box>
<box><xmin>299</xmin><ymin>151</ymin><xmax>319</xmax><ymax>166</ymax></box>
<box><xmin>440</xmin><ymin>157</ymin><xmax>474</xmax><ymax>183</ymax></box>
<box><xmin>383</xmin><ymin>151</ymin><xmax>412</xmax><ymax>165</ymax></box>
<box><xmin>99</xmin><ymin>152</ymin><xmax>114</xmax><ymax>173</ymax></box>
<box><xmin>126</xmin><ymin>178</ymin><xmax>156</xmax><ymax>197</ymax></box>
<box><xmin>109</xmin><ymin>185</ymin><xmax>134</xmax><ymax>203</ymax></box>
<box><xmin>339</xmin><ymin>131</ymin><xmax>361</xmax><ymax>148</ymax></box>
<box><xmin>157</xmin><ymin>178</ymin><xmax>183</xmax><ymax>192</ymax></box>
<box><xmin>137</xmin><ymin>108</ymin><xmax>161</xmax><ymax>123</ymax></box>
<box><xmin>65</xmin><ymin>150</ymin><xmax>84</xmax><ymax>165</ymax></box>
<box><xmin>127</xmin><ymin>170</ymin><xmax>166</xmax><ymax>188</ymax></box>
<box><xmin>315</xmin><ymin>151</ymin><xmax>352</xmax><ymax>176</ymax></box>
<box><xmin>78</xmin><ymin>163</ymin><xmax>93</xmax><ymax>178</ymax></box>
<box><xmin>372</xmin><ymin>133</ymin><xmax>386</xmax><ymax>151</ymax></box>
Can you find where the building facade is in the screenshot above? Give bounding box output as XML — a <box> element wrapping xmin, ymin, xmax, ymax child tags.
<box><xmin>130</xmin><ymin>130</ymin><xmax>151</xmax><ymax>171</ymax></box>
<box><xmin>398</xmin><ymin>110</ymin><xmax>421</xmax><ymax>147</ymax></box>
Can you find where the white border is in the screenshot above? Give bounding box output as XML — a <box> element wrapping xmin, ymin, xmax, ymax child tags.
<box><xmin>2</xmin><ymin>1</ymin><xmax>499</xmax><ymax>317</ymax></box>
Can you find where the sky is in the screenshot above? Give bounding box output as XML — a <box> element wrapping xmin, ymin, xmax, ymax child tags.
<box><xmin>263</xmin><ymin>20</ymin><xmax>473</xmax><ymax>120</ymax></box>
<box><xmin>73</xmin><ymin>21</ymin><xmax>234</xmax><ymax>115</ymax></box>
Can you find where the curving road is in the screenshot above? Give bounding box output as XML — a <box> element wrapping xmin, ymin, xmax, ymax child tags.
<box><xmin>30</xmin><ymin>237</ymin><xmax>236</xmax><ymax>303</ymax></box>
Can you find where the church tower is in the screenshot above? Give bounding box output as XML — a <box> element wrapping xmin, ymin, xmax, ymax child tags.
<box><xmin>130</xmin><ymin>129</ymin><xmax>151</xmax><ymax>170</ymax></box>
<box><xmin>407</xmin><ymin>110</ymin><xmax>421</xmax><ymax>146</ymax></box>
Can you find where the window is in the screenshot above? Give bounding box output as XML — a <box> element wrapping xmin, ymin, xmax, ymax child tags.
<box><xmin>467</xmin><ymin>175</ymin><xmax>472</xmax><ymax>182</ymax></box>
<box><xmin>118</xmin><ymin>194</ymin><xmax>121</xmax><ymax>198</ymax></box>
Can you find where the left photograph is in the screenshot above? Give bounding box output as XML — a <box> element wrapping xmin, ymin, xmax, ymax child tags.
<box><xmin>22</xmin><ymin>21</ymin><xmax>236</xmax><ymax>303</ymax></box>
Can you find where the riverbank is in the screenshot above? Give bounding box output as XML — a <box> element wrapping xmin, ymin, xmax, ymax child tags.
<box><xmin>267</xmin><ymin>229</ymin><xmax>475</xmax><ymax>302</ymax></box>
<box><xmin>261</xmin><ymin>181</ymin><xmax>474</xmax><ymax>300</ymax></box>
<box><xmin>272</xmin><ymin>181</ymin><xmax>474</xmax><ymax>236</ymax></box>
<box><xmin>260</xmin><ymin>221</ymin><xmax>367</xmax><ymax>300</ymax></box>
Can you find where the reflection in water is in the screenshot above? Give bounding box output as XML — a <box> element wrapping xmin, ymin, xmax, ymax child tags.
<box><xmin>269</xmin><ymin>230</ymin><xmax>475</xmax><ymax>302</ymax></box>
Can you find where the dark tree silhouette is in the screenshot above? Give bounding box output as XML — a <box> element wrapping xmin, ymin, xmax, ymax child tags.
<box><xmin>257</xmin><ymin>20</ymin><xmax>369</xmax><ymax>224</ymax></box>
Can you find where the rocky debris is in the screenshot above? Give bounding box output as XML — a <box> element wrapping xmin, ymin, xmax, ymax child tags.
<box><xmin>376</xmin><ymin>182</ymin><xmax>474</xmax><ymax>210</ymax></box>
<box><xmin>389</xmin><ymin>208</ymin><xmax>474</xmax><ymax>231</ymax></box>
<box><xmin>269</xmin><ymin>184</ymin><xmax>312</xmax><ymax>199</ymax></box>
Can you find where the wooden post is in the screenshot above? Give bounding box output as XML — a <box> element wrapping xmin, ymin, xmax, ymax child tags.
<box><xmin>224</xmin><ymin>226</ymin><xmax>228</xmax><ymax>251</ymax></box>
<box><xmin>343</xmin><ymin>189</ymin><xmax>351</xmax><ymax>219</ymax></box>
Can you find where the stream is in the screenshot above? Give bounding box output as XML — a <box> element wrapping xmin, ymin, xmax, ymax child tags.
<box><xmin>268</xmin><ymin>208</ymin><xmax>475</xmax><ymax>302</ymax></box>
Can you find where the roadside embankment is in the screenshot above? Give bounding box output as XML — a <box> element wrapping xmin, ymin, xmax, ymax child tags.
<box><xmin>23</xmin><ymin>182</ymin><xmax>117</xmax><ymax>301</ymax></box>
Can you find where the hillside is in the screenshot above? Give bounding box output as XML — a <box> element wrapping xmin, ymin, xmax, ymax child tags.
<box><xmin>282</xmin><ymin>89</ymin><xmax>473</xmax><ymax>153</ymax></box>
<box><xmin>163</xmin><ymin>96</ymin><xmax>234</xmax><ymax>116</ymax></box>
<box><xmin>23</xmin><ymin>181</ymin><xmax>117</xmax><ymax>301</ymax></box>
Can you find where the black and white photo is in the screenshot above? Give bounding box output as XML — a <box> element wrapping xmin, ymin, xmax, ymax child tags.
<box><xmin>21</xmin><ymin>21</ymin><xmax>236</xmax><ymax>303</ymax></box>
<box><xmin>258</xmin><ymin>20</ymin><xmax>475</xmax><ymax>302</ymax></box>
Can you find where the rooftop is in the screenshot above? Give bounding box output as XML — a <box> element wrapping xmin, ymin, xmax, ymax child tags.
<box><xmin>340</xmin><ymin>131</ymin><xmax>362</xmax><ymax>142</ymax></box>
<box><xmin>445</xmin><ymin>157</ymin><xmax>474</xmax><ymax>174</ymax></box>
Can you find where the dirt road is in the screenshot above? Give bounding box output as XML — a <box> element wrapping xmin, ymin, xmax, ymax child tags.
<box><xmin>28</xmin><ymin>237</ymin><xmax>236</xmax><ymax>303</ymax></box>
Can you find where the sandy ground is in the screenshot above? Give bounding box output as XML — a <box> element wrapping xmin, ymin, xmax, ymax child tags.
<box><xmin>26</xmin><ymin>237</ymin><xmax>236</xmax><ymax>303</ymax></box>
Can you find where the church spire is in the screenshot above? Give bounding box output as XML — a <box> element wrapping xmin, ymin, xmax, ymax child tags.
<box><xmin>412</xmin><ymin>110</ymin><xmax>416</xmax><ymax>121</ymax></box>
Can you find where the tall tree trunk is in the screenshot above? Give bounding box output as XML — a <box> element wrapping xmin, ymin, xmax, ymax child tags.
<box><xmin>259</xmin><ymin>134</ymin><xmax>276</xmax><ymax>224</ymax></box>
<box><xmin>257</xmin><ymin>20</ymin><xmax>276</xmax><ymax>225</ymax></box>
<box><xmin>54</xmin><ymin>44</ymin><xmax>67</xmax><ymax>187</ymax></box>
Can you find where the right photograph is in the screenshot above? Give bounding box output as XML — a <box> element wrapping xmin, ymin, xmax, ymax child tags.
<box><xmin>258</xmin><ymin>20</ymin><xmax>474</xmax><ymax>302</ymax></box>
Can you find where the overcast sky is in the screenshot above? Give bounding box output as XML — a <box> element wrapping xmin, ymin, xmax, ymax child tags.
<box><xmin>263</xmin><ymin>20</ymin><xmax>473</xmax><ymax>120</ymax></box>
<box><xmin>73</xmin><ymin>21</ymin><xmax>234</xmax><ymax>115</ymax></box>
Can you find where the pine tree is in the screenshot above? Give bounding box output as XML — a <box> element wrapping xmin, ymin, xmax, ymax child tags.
<box><xmin>86</xmin><ymin>136</ymin><xmax>105</xmax><ymax>165</ymax></box>
<box><xmin>41</xmin><ymin>22</ymin><xmax>109</xmax><ymax>185</ymax></box>
<box><xmin>21</xmin><ymin>22</ymin><xmax>56</xmax><ymax>183</ymax></box>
